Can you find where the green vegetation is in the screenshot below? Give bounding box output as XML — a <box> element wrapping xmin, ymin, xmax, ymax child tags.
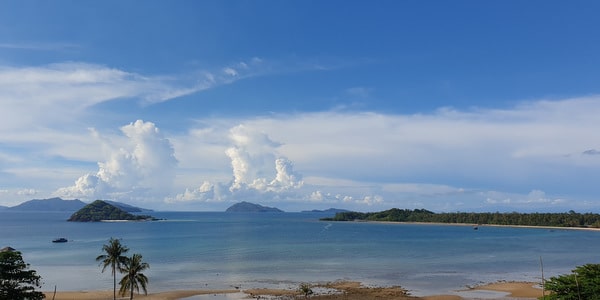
<box><xmin>322</xmin><ymin>208</ymin><xmax>600</xmax><ymax>228</ymax></box>
<box><xmin>96</xmin><ymin>238</ymin><xmax>150</xmax><ymax>300</ymax></box>
<box><xmin>541</xmin><ymin>264</ymin><xmax>600</xmax><ymax>300</ymax></box>
<box><xmin>298</xmin><ymin>283</ymin><xmax>314</xmax><ymax>299</ymax></box>
<box><xmin>119</xmin><ymin>254</ymin><xmax>150</xmax><ymax>300</ymax></box>
<box><xmin>68</xmin><ymin>200</ymin><xmax>155</xmax><ymax>222</ymax></box>
<box><xmin>96</xmin><ymin>238</ymin><xmax>130</xmax><ymax>300</ymax></box>
<box><xmin>0</xmin><ymin>249</ymin><xmax>45</xmax><ymax>300</ymax></box>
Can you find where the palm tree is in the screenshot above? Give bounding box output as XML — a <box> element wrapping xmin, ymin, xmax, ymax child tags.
<box><xmin>96</xmin><ymin>238</ymin><xmax>129</xmax><ymax>300</ymax></box>
<box><xmin>119</xmin><ymin>253</ymin><xmax>150</xmax><ymax>300</ymax></box>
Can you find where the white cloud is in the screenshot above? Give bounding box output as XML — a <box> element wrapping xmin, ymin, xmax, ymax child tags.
<box><xmin>0</xmin><ymin>59</ymin><xmax>271</xmax><ymax>131</ymax></box>
<box><xmin>55</xmin><ymin>120</ymin><xmax>177</xmax><ymax>203</ymax></box>
<box><xmin>169</xmin><ymin>124</ymin><xmax>311</xmax><ymax>205</ymax></box>
<box><xmin>0</xmin><ymin>62</ymin><xmax>189</xmax><ymax>131</ymax></box>
<box><xmin>16</xmin><ymin>188</ymin><xmax>37</xmax><ymax>196</ymax></box>
<box><xmin>1</xmin><ymin>60</ymin><xmax>599</xmax><ymax>213</ymax></box>
<box><xmin>484</xmin><ymin>189</ymin><xmax>565</xmax><ymax>206</ymax></box>
<box><xmin>0</xmin><ymin>42</ymin><xmax>80</xmax><ymax>51</ymax></box>
<box><xmin>0</xmin><ymin>59</ymin><xmax>270</xmax><ymax>205</ymax></box>
<box><xmin>164</xmin><ymin>96</ymin><xmax>600</xmax><ymax>211</ymax></box>
<box><xmin>223</xmin><ymin>67</ymin><xmax>238</xmax><ymax>77</ymax></box>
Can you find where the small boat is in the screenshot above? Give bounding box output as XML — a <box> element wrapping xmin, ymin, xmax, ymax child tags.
<box><xmin>52</xmin><ymin>238</ymin><xmax>68</xmax><ymax>243</ymax></box>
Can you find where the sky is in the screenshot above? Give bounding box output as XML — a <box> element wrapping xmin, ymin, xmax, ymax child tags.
<box><xmin>1</xmin><ymin>1</ymin><xmax>600</xmax><ymax>212</ymax></box>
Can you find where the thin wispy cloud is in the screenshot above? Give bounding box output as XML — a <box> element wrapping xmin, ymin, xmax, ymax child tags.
<box><xmin>0</xmin><ymin>58</ymin><xmax>275</xmax><ymax>131</ymax></box>
<box><xmin>0</xmin><ymin>42</ymin><xmax>81</xmax><ymax>51</ymax></box>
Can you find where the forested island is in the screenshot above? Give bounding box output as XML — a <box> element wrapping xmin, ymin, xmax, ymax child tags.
<box><xmin>321</xmin><ymin>208</ymin><xmax>600</xmax><ymax>228</ymax></box>
<box><xmin>68</xmin><ymin>200</ymin><xmax>157</xmax><ymax>222</ymax></box>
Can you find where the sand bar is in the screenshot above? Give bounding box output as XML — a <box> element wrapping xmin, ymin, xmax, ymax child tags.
<box><xmin>44</xmin><ymin>281</ymin><xmax>547</xmax><ymax>299</ymax></box>
<box><xmin>471</xmin><ymin>281</ymin><xmax>546</xmax><ymax>298</ymax></box>
<box><xmin>44</xmin><ymin>289</ymin><xmax>239</xmax><ymax>300</ymax></box>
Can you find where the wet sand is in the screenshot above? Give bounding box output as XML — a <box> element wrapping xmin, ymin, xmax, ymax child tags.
<box><xmin>44</xmin><ymin>280</ymin><xmax>545</xmax><ymax>299</ymax></box>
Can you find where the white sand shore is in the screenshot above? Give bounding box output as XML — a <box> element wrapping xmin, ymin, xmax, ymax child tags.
<box><xmin>44</xmin><ymin>281</ymin><xmax>545</xmax><ymax>300</ymax></box>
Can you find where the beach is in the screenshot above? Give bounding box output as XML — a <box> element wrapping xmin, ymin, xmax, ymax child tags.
<box><xmin>44</xmin><ymin>280</ymin><xmax>546</xmax><ymax>300</ymax></box>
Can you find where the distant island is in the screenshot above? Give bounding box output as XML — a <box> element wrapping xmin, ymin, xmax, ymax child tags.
<box><xmin>225</xmin><ymin>201</ymin><xmax>283</xmax><ymax>212</ymax></box>
<box><xmin>7</xmin><ymin>197</ymin><xmax>86</xmax><ymax>211</ymax></box>
<box><xmin>68</xmin><ymin>200</ymin><xmax>157</xmax><ymax>222</ymax></box>
<box><xmin>3</xmin><ymin>197</ymin><xmax>151</xmax><ymax>212</ymax></box>
<box><xmin>322</xmin><ymin>208</ymin><xmax>600</xmax><ymax>228</ymax></box>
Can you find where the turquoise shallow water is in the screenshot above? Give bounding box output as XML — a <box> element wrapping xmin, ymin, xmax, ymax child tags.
<box><xmin>1</xmin><ymin>211</ymin><xmax>599</xmax><ymax>296</ymax></box>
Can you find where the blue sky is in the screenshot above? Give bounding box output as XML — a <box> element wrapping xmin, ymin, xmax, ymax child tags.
<box><xmin>1</xmin><ymin>1</ymin><xmax>600</xmax><ymax>212</ymax></box>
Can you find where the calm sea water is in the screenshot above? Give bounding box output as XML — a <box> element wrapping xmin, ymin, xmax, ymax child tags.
<box><xmin>1</xmin><ymin>211</ymin><xmax>599</xmax><ymax>296</ymax></box>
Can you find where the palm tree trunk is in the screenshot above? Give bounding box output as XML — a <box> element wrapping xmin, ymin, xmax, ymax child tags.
<box><xmin>130</xmin><ymin>275</ymin><xmax>134</xmax><ymax>300</ymax></box>
<box><xmin>113</xmin><ymin>265</ymin><xmax>117</xmax><ymax>300</ymax></box>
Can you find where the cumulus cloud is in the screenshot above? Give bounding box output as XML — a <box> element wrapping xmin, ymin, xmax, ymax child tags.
<box><xmin>165</xmin><ymin>96</ymin><xmax>600</xmax><ymax>211</ymax></box>
<box><xmin>225</xmin><ymin>124</ymin><xmax>301</xmax><ymax>192</ymax></box>
<box><xmin>166</xmin><ymin>181</ymin><xmax>226</xmax><ymax>203</ymax></box>
<box><xmin>55</xmin><ymin>120</ymin><xmax>177</xmax><ymax>202</ymax></box>
<box><xmin>170</xmin><ymin>124</ymin><xmax>308</xmax><ymax>203</ymax></box>
<box><xmin>169</xmin><ymin>123</ymin><xmax>387</xmax><ymax>208</ymax></box>
<box><xmin>3</xmin><ymin>78</ymin><xmax>600</xmax><ymax>212</ymax></box>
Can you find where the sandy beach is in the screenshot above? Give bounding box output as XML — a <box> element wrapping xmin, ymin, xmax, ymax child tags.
<box><xmin>44</xmin><ymin>280</ymin><xmax>546</xmax><ymax>300</ymax></box>
<box><xmin>375</xmin><ymin>220</ymin><xmax>600</xmax><ymax>232</ymax></box>
<box><xmin>44</xmin><ymin>289</ymin><xmax>240</xmax><ymax>300</ymax></box>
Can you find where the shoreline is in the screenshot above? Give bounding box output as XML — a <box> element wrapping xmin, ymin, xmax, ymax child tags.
<box><xmin>364</xmin><ymin>220</ymin><xmax>600</xmax><ymax>232</ymax></box>
<box><xmin>44</xmin><ymin>280</ymin><xmax>546</xmax><ymax>300</ymax></box>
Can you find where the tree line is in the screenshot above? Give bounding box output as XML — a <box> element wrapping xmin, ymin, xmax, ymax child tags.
<box><xmin>322</xmin><ymin>208</ymin><xmax>600</xmax><ymax>228</ymax></box>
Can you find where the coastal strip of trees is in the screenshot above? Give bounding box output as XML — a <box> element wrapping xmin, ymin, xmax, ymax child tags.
<box><xmin>321</xmin><ymin>208</ymin><xmax>600</xmax><ymax>228</ymax></box>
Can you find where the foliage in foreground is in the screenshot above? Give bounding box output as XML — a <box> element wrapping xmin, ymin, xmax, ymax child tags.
<box><xmin>541</xmin><ymin>264</ymin><xmax>600</xmax><ymax>300</ymax></box>
<box><xmin>298</xmin><ymin>283</ymin><xmax>314</xmax><ymax>299</ymax></box>
<box><xmin>97</xmin><ymin>238</ymin><xmax>130</xmax><ymax>300</ymax></box>
<box><xmin>119</xmin><ymin>253</ymin><xmax>150</xmax><ymax>300</ymax></box>
<box><xmin>97</xmin><ymin>238</ymin><xmax>151</xmax><ymax>300</ymax></box>
<box><xmin>0</xmin><ymin>249</ymin><xmax>45</xmax><ymax>300</ymax></box>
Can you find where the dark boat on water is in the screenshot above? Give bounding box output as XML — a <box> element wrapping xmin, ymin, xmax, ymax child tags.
<box><xmin>52</xmin><ymin>238</ymin><xmax>68</xmax><ymax>243</ymax></box>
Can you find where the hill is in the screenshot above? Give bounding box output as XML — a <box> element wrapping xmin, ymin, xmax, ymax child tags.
<box><xmin>7</xmin><ymin>197</ymin><xmax>86</xmax><ymax>211</ymax></box>
<box><xmin>225</xmin><ymin>201</ymin><xmax>283</xmax><ymax>212</ymax></box>
<box><xmin>6</xmin><ymin>197</ymin><xmax>151</xmax><ymax>212</ymax></box>
<box><xmin>68</xmin><ymin>200</ymin><xmax>156</xmax><ymax>222</ymax></box>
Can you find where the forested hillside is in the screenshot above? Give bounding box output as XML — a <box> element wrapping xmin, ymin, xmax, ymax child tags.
<box><xmin>322</xmin><ymin>208</ymin><xmax>600</xmax><ymax>228</ymax></box>
<box><xmin>68</xmin><ymin>200</ymin><xmax>155</xmax><ymax>222</ymax></box>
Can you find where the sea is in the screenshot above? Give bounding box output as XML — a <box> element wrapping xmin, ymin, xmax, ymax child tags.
<box><xmin>1</xmin><ymin>210</ymin><xmax>599</xmax><ymax>297</ymax></box>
